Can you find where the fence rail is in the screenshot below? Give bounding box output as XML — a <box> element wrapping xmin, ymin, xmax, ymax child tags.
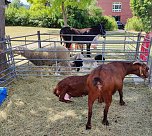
<box><xmin>0</xmin><ymin>31</ymin><xmax>152</xmax><ymax>87</ymax></box>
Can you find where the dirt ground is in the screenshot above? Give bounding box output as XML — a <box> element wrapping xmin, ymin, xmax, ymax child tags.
<box><xmin>0</xmin><ymin>77</ymin><xmax>152</xmax><ymax>136</ymax></box>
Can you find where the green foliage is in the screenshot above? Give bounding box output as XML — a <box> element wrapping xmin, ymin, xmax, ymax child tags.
<box><xmin>67</xmin><ymin>6</ymin><xmax>89</xmax><ymax>28</ymax></box>
<box><xmin>66</xmin><ymin>6</ymin><xmax>117</xmax><ymax>30</ymax></box>
<box><xmin>5</xmin><ymin>7</ymin><xmax>18</xmax><ymax>26</ymax></box>
<box><xmin>5</xmin><ymin>0</ymin><xmax>117</xmax><ymax>30</ymax></box>
<box><xmin>28</xmin><ymin>8</ymin><xmax>61</xmax><ymax>27</ymax></box>
<box><xmin>130</xmin><ymin>0</ymin><xmax>152</xmax><ymax>32</ymax></box>
<box><xmin>5</xmin><ymin>7</ymin><xmax>30</xmax><ymax>26</ymax></box>
<box><xmin>103</xmin><ymin>16</ymin><xmax>118</xmax><ymax>31</ymax></box>
<box><xmin>125</xmin><ymin>16</ymin><xmax>143</xmax><ymax>31</ymax></box>
<box><xmin>10</xmin><ymin>0</ymin><xmax>23</xmax><ymax>9</ymax></box>
<box><xmin>50</xmin><ymin>0</ymin><xmax>92</xmax><ymax>12</ymax></box>
<box><xmin>27</xmin><ymin>0</ymin><xmax>48</xmax><ymax>10</ymax></box>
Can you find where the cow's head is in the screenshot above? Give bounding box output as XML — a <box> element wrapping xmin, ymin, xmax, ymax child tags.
<box><xmin>99</xmin><ymin>23</ymin><xmax>106</xmax><ymax>38</ymax></box>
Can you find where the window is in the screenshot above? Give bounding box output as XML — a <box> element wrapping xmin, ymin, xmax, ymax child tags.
<box><xmin>112</xmin><ymin>2</ymin><xmax>122</xmax><ymax>12</ymax></box>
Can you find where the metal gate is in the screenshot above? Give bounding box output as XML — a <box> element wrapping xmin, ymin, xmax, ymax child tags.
<box><xmin>1</xmin><ymin>31</ymin><xmax>152</xmax><ymax>86</ymax></box>
<box><xmin>0</xmin><ymin>36</ymin><xmax>16</xmax><ymax>86</ymax></box>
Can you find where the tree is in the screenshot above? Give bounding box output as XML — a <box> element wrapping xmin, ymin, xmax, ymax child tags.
<box><xmin>27</xmin><ymin>0</ymin><xmax>49</xmax><ymax>10</ymax></box>
<box><xmin>10</xmin><ymin>0</ymin><xmax>22</xmax><ymax>9</ymax></box>
<box><xmin>130</xmin><ymin>0</ymin><xmax>152</xmax><ymax>32</ymax></box>
<box><xmin>50</xmin><ymin>0</ymin><xmax>93</xmax><ymax>26</ymax></box>
<box><xmin>27</xmin><ymin>0</ymin><xmax>93</xmax><ymax>26</ymax></box>
<box><xmin>0</xmin><ymin>0</ymin><xmax>7</xmax><ymax>77</ymax></box>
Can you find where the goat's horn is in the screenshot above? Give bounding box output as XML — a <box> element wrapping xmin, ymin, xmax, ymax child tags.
<box><xmin>133</xmin><ymin>61</ymin><xmax>143</xmax><ymax>65</ymax></box>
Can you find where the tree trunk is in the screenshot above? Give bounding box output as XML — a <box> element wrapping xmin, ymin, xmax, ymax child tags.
<box><xmin>0</xmin><ymin>0</ymin><xmax>5</xmax><ymax>39</ymax></box>
<box><xmin>62</xmin><ymin>2</ymin><xmax>68</xmax><ymax>27</ymax></box>
<box><xmin>0</xmin><ymin>0</ymin><xmax>7</xmax><ymax>77</ymax></box>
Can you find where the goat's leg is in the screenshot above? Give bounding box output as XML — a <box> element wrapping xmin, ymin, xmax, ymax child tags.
<box><xmin>59</xmin><ymin>87</ymin><xmax>72</xmax><ymax>103</ymax></box>
<box><xmin>86</xmin><ymin>94</ymin><xmax>98</xmax><ymax>130</ymax></box>
<box><xmin>102</xmin><ymin>96</ymin><xmax>112</xmax><ymax>126</ymax></box>
<box><xmin>118</xmin><ymin>88</ymin><xmax>125</xmax><ymax>105</ymax></box>
<box><xmin>86</xmin><ymin>44</ymin><xmax>91</xmax><ymax>57</ymax></box>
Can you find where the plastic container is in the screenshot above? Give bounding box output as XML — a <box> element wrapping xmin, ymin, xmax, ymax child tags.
<box><xmin>0</xmin><ymin>87</ymin><xmax>8</xmax><ymax>106</ymax></box>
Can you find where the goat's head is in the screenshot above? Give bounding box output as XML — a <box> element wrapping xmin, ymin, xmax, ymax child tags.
<box><xmin>133</xmin><ymin>61</ymin><xmax>149</xmax><ymax>78</ymax></box>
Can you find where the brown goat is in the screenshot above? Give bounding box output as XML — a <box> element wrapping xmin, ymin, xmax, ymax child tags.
<box><xmin>54</xmin><ymin>74</ymin><xmax>89</xmax><ymax>103</ymax></box>
<box><xmin>86</xmin><ymin>61</ymin><xmax>149</xmax><ymax>129</ymax></box>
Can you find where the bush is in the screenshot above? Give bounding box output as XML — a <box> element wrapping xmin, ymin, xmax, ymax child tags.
<box><xmin>5</xmin><ymin>5</ymin><xmax>117</xmax><ymax>30</ymax></box>
<box><xmin>125</xmin><ymin>16</ymin><xmax>143</xmax><ymax>31</ymax></box>
<box><xmin>67</xmin><ymin>6</ymin><xmax>117</xmax><ymax>31</ymax></box>
<box><xmin>5</xmin><ymin>7</ymin><xmax>18</xmax><ymax>26</ymax></box>
<box><xmin>5</xmin><ymin>7</ymin><xmax>29</xmax><ymax>26</ymax></box>
<box><xmin>15</xmin><ymin>8</ymin><xmax>30</xmax><ymax>26</ymax></box>
<box><xmin>103</xmin><ymin>16</ymin><xmax>118</xmax><ymax>31</ymax></box>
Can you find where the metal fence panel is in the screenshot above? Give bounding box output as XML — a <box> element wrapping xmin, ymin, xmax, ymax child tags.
<box><xmin>1</xmin><ymin>31</ymin><xmax>152</xmax><ymax>86</ymax></box>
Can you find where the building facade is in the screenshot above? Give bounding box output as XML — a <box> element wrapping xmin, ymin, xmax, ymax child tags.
<box><xmin>97</xmin><ymin>0</ymin><xmax>133</xmax><ymax>24</ymax></box>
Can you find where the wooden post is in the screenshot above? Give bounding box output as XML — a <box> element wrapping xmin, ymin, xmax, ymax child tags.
<box><xmin>37</xmin><ymin>31</ymin><xmax>41</xmax><ymax>48</ymax></box>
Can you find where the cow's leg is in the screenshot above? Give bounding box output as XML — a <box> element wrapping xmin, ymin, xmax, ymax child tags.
<box><xmin>86</xmin><ymin>44</ymin><xmax>91</xmax><ymax>57</ymax></box>
<box><xmin>86</xmin><ymin>93</ymin><xmax>98</xmax><ymax>130</ymax></box>
<box><xmin>118</xmin><ymin>88</ymin><xmax>125</xmax><ymax>105</ymax></box>
<box><xmin>65</xmin><ymin>43</ymin><xmax>72</xmax><ymax>57</ymax></box>
<box><xmin>102</xmin><ymin>95</ymin><xmax>112</xmax><ymax>126</ymax></box>
<box><xmin>65</xmin><ymin>43</ymin><xmax>71</xmax><ymax>50</ymax></box>
<box><xmin>80</xmin><ymin>44</ymin><xmax>83</xmax><ymax>54</ymax></box>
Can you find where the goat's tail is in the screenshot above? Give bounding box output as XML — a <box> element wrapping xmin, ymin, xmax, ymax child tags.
<box><xmin>92</xmin><ymin>77</ymin><xmax>103</xmax><ymax>90</ymax></box>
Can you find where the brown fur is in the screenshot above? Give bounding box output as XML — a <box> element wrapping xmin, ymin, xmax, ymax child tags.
<box><xmin>86</xmin><ymin>61</ymin><xmax>149</xmax><ymax>129</ymax></box>
<box><xmin>54</xmin><ymin>74</ymin><xmax>89</xmax><ymax>103</ymax></box>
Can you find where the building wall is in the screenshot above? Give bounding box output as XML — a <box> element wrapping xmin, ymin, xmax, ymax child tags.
<box><xmin>97</xmin><ymin>0</ymin><xmax>133</xmax><ymax>24</ymax></box>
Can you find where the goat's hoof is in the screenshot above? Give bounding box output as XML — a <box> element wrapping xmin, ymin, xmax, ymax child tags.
<box><xmin>120</xmin><ymin>101</ymin><xmax>126</xmax><ymax>106</ymax></box>
<box><xmin>86</xmin><ymin>124</ymin><xmax>91</xmax><ymax>130</ymax></box>
<box><xmin>66</xmin><ymin>100</ymin><xmax>72</xmax><ymax>103</ymax></box>
<box><xmin>59</xmin><ymin>99</ymin><xmax>72</xmax><ymax>103</ymax></box>
<box><xmin>102</xmin><ymin>120</ymin><xmax>109</xmax><ymax>126</ymax></box>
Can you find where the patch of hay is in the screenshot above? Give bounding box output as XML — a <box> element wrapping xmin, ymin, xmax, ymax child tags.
<box><xmin>0</xmin><ymin>77</ymin><xmax>152</xmax><ymax>136</ymax></box>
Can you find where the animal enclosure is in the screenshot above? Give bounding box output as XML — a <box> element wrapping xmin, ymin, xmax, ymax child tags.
<box><xmin>0</xmin><ymin>31</ymin><xmax>152</xmax><ymax>87</ymax></box>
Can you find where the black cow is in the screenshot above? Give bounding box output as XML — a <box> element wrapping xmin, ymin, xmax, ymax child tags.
<box><xmin>60</xmin><ymin>24</ymin><xmax>106</xmax><ymax>57</ymax></box>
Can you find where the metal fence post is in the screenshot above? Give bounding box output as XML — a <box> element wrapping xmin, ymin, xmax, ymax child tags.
<box><xmin>123</xmin><ymin>31</ymin><xmax>127</xmax><ymax>51</ymax></box>
<box><xmin>135</xmin><ymin>32</ymin><xmax>141</xmax><ymax>60</ymax></box>
<box><xmin>102</xmin><ymin>37</ymin><xmax>106</xmax><ymax>64</ymax></box>
<box><xmin>148</xmin><ymin>38</ymin><xmax>152</xmax><ymax>86</ymax></box>
<box><xmin>37</xmin><ymin>31</ymin><xmax>41</xmax><ymax>48</ymax></box>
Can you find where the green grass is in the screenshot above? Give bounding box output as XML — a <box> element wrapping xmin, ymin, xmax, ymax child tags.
<box><xmin>5</xmin><ymin>26</ymin><xmax>61</xmax><ymax>47</ymax></box>
<box><xmin>5</xmin><ymin>26</ymin><xmax>60</xmax><ymax>38</ymax></box>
